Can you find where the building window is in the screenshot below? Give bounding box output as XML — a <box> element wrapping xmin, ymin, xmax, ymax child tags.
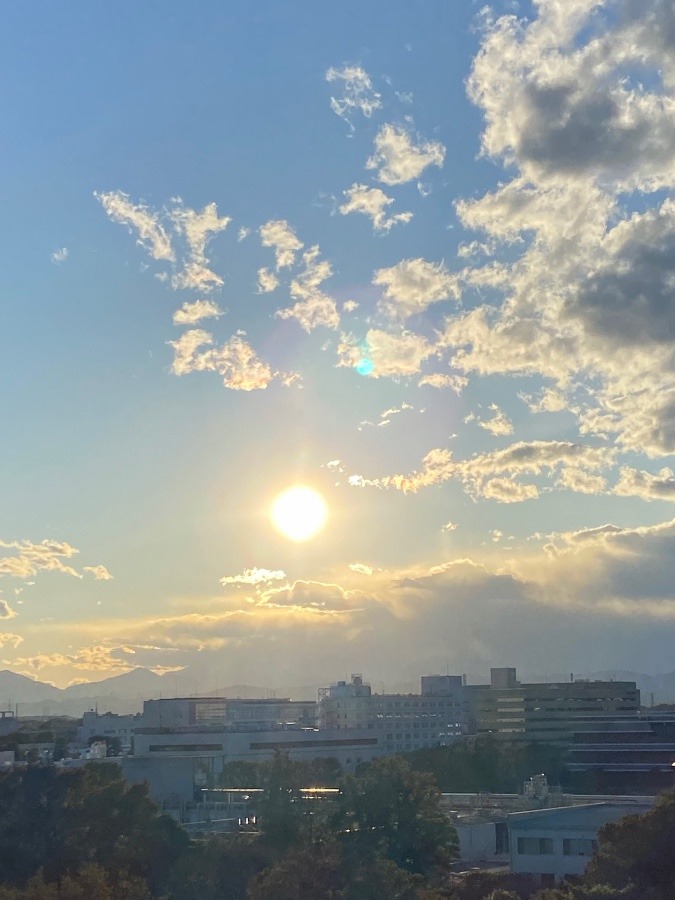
<box><xmin>563</xmin><ymin>838</ymin><xmax>597</xmax><ymax>856</ymax></box>
<box><xmin>518</xmin><ymin>837</ymin><xmax>554</xmax><ymax>855</ymax></box>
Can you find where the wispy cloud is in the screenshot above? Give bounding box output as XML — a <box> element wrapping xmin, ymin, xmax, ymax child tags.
<box><xmin>478</xmin><ymin>404</ymin><xmax>514</xmax><ymax>437</ymax></box>
<box><xmin>348</xmin><ymin>440</ymin><xmax>615</xmax><ymax>499</ymax></box>
<box><xmin>221</xmin><ymin>568</ymin><xmax>287</xmax><ymax>587</ymax></box>
<box><xmin>257</xmin><ymin>267</ymin><xmax>279</xmax><ymax>293</ymax></box>
<box><xmin>172</xmin><ymin>299</ymin><xmax>224</xmax><ymax>326</ymax></box>
<box><xmin>367</xmin><ymin>124</ymin><xmax>445</xmax><ymax>185</ymax></box>
<box><xmin>418</xmin><ymin>373</ymin><xmax>468</xmax><ymax>393</ymax></box>
<box><xmin>168</xmin><ymin>330</ymin><xmax>292</xmax><ymax>391</ymax></box>
<box><xmin>50</xmin><ymin>247</ymin><xmax>69</xmax><ymax>264</ymax></box>
<box><xmin>95</xmin><ymin>191</ymin><xmax>174</xmax><ymax>262</ymax></box>
<box><xmin>339</xmin><ymin>184</ymin><xmax>412</xmax><ymax>232</ymax></box>
<box><xmin>325</xmin><ymin>65</ymin><xmax>382</xmax><ymax>127</ymax></box>
<box><xmin>276</xmin><ymin>246</ymin><xmax>340</xmax><ymax>332</ymax></box>
<box><xmin>82</xmin><ymin>565</ymin><xmax>114</xmax><ymax>581</ymax></box>
<box><xmin>259</xmin><ymin>220</ymin><xmax>303</xmax><ymax>270</ymax></box>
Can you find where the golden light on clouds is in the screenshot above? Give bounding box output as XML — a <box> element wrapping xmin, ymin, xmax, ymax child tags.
<box><xmin>271</xmin><ymin>486</ymin><xmax>328</xmax><ymax>542</ymax></box>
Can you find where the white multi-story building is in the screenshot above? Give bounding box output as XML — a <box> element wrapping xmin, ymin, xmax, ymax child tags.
<box><xmin>319</xmin><ymin>674</ymin><xmax>470</xmax><ymax>753</ymax></box>
<box><xmin>78</xmin><ymin>711</ymin><xmax>142</xmax><ymax>751</ymax></box>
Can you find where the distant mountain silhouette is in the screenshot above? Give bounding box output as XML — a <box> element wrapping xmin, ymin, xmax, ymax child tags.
<box><xmin>0</xmin><ymin>669</ymin><xmax>62</xmax><ymax>705</ymax></box>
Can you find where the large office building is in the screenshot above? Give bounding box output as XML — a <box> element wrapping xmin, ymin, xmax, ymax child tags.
<box><xmin>319</xmin><ymin>673</ymin><xmax>470</xmax><ymax>753</ymax></box>
<box><xmin>467</xmin><ymin>668</ymin><xmax>641</xmax><ymax>745</ymax></box>
<box><xmin>141</xmin><ymin>696</ymin><xmax>318</xmax><ymax>731</ymax></box>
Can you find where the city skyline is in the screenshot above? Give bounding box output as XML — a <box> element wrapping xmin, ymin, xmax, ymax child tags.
<box><xmin>3</xmin><ymin>0</ymin><xmax>675</xmax><ymax>687</ymax></box>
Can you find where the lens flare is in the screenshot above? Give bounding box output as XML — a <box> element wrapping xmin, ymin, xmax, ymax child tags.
<box><xmin>356</xmin><ymin>357</ymin><xmax>374</xmax><ymax>376</ymax></box>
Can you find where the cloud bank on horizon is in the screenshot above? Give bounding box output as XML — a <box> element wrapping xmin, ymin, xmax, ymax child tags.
<box><xmin>5</xmin><ymin>0</ymin><xmax>675</xmax><ymax>686</ymax></box>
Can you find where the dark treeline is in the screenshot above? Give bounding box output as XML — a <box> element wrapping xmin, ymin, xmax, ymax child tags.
<box><xmin>1</xmin><ymin>756</ymin><xmax>674</xmax><ymax>898</ymax></box>
<box><xmin>405</xmin><ymin>737</ymin><xmax>567</xmax><ymax>794</ymax></box>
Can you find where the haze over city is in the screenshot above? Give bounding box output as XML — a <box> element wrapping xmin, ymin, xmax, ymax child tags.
<box><xmin>3</xmin><ymin>0</ymin><xmax>675</xmax><ymax>689</ymax></box>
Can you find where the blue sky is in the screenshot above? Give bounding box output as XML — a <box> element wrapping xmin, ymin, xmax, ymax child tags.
<box><xmin>3</xmin><ymin>0</ymin><xmax>675</xmax><ymax>688</ymax></box>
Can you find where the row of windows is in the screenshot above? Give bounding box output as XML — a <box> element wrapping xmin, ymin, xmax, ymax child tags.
<box><xmin>517</xmin><ymin>837</ymin><xmax>597</xmax><ymax>856</ymax></box>
<box><xmin>518</xmin><ymin>837</ymin><xmax>554</xmax><ymax>855</ymax></box>
<box><xmin>331</xmin><ymin>700</ymin><xmax>461</xmax><ymax>710</ymax></box>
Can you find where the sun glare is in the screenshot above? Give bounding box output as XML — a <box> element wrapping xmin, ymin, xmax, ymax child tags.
<box><xmin>271</xmin><ymin>486</ymin><xmax>328</xmax><ymax>542</ymax></box>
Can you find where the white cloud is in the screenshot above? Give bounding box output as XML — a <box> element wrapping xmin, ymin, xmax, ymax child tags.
<box><xmin>259</xmin><ymin>220</ymin><xmax>303</xmax><ymax>270</ymax></box>
<box><xmin>0</xmin><ymin>633</ymin><xmax>22</xmax><ymax>649</ymax></box>
<box><xmin>469</xmin><ymin>0</ymin><xmax>675</xmax><ymax>192</ymax></box>
<box><xmin>170</xmin><ymin>201</ymin><xmax>230</xmax><ymax>292</ymax></box>
<box><xmin>348</xmin><ymin>439</ymin><xmax>614</xmax><ymax>498</ymax></box>
<box><xmin>557</xmin><ymin>467</ymin><xmax>607</xmax><ymax>495</ymax></box>
<box><xmin>325</xmin><ymin>65</ymin><xmax>382</xmax><ymax>126</ymax></box>
<box><xmin>0</xmin><ymin>599</ymin><xmax>16</xmax><ymax>619</ymax></box>
<box><xmin>441</xmin><ymin>1</ymin><xmax>675</xmax><ymax>459</ymax></box>
<box><xmin>50</xmin><ymin>247</ymin><xmax>69</xmax><ymax>264</ymax></box>
<box><xmin>172</xmin><ymin>299</ymin><xmax>224</xmax><ymax>326</ymax></box>
<box><xmin>0</xmin><ymin>539</ymin><xmax>82</xmax><ymax>580</ymax></box>
<box><xmin>478</xmin><ymin>404</ymin><xmax>514</xmax><ymax>436</ymax></box>
<box><xmin>338</xmin><ymin>328</ymin><xmax>436</xmax><ymax>378</ymax></box>
<box><xmin>482</xmin><ymin>478</ymin><xmax>539</xmax><ymax>503</ymax></box>
<box><xmin>257</xmin><ymin>267</ymin><xmax>279</xmax><ymax>293</ymax></box>
<box><xmin>418</xmin><ymin>373</ymin><xmax>468</xmax><ymax>393</ymax></box>
<box><xmin>614</xmin><ymin>467</ymin><xmax>675</xmax><ymax>502</ymax></box>
<box><xmin>348</xmin><ymin>563</ymin><xmax>373</xmax><ymax>576</ymax></box>
<box><xmin>168</xmin><ymin>329</ymin><xmax>282</xmax><ymax>391</ymax></box>
<box><xmin>82</xmin><ymin>565</ymin><xmax>114</xmax><ymax>581</ymax></box>
<box><xmin>366</xmin><ymin>123</ymin><xmax>445</xmax><ymax>185</ymax></box>
<box><xmin>237</xmin><ymin>227</ymin><xmax>250</xmax><ymax>241</ymax></box>
<box><xmin>276</xmin><ymin>246</ymin><xmax>340</xmax><ymax>332</ymax></box>
<box><xmin>221</xmin><ymin>568</ymin><xmax>287</xmax><ymax>587</ymax></box>
<box><xmin>373</xmin><ymin>258</ymin><xmax>459</xmax><ymax>318</ymax></box>
<box><xmin>95</xmin><ymin>191</ymin><xmax>174</xmax><ymax>262</ymax></box>
<box><xmin>441</xmin><ymin>521</ymin><xmax>458</xmax><ymax>532</ymax></box>
<box><xmin>339</xmin><ymin>183</ymin><xmax>412</xmax><ymax>232</ymax></box>
<box><xmin>520</xmin><ymin>388</ymin><xmax>567</xmax><ymax>414</ymax></box>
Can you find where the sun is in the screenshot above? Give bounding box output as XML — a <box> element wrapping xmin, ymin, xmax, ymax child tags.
<box><xmin>271</xmin><ymin>486</ymin><xmax>328</xmax><ymax>542</ymax></box>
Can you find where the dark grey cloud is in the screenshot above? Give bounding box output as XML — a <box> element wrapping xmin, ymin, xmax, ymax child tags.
<box><xmin>566</xmin><ymin>216</ymin><xmax>675</xmax><ymax>345</ymax></box>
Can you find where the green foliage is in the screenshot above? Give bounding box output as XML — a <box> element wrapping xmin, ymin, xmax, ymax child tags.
<box><xmin>246</xmin><ymin>841</ymin><xmax>439</xmax><ymax>900</ymax></box>
<box><xmin>64</xmin><ymin>764</ymin><xmax>189</xmax><ymax>889</ymax></box>
<box><xmin>256</xmin><ymin>751</ymin><xmax>308</xmax><ymax>850</ymax></box>
<box><xmin>583</xmin><ymin>789</ymin><xmax>675</xmax><ymax>899</ymax></box>
<box><xmin>0</xmin><ymin>865</ymin><xmax>152</xmax><ymax>899</ymax></box>
<box><xmin>445</xmin><ymin>871</ymin><xmax>539</xmax><ymax>900</ymax></box>
<box><xmin>219</xmin><ymin>760</ymin><xmax>263</xmax><ymax>788</ymax></box>
<box><xmin>165</xmin><ymin>834</ymin><xmax>275</xmax><ymax>900</ymax></box>
<box><xmin>406</xmin><ymin>736</ymin><xmax>566</xmax><ymax>794</ymax></box>
<box><xmin>334</xmin><ymin>755</ymin><xmax>459</xmax><ymax>875</ymax></box>
<box><xmin>0</xmin><ymin>764</ymin><xmax>188</xmax><ymax>895</ymax></box>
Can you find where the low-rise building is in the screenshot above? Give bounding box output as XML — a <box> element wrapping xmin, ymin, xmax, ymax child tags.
<box><xmin>507</xmin><ymin>801</ymin><xmax>652</xmax><ymax>886</ymax></box>
<box><xmin>141</xmin><ymin>697</ymin><xmax>317</xmax><ymax>730</ymax></box>
<box><xmin>78</xmin><ymin>711</ymin><xmax>142</xmax><ymax>751</ymax></box>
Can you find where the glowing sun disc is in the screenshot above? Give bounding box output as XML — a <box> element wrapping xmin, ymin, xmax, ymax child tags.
<box><xmin>271</xmin><ymin>486</ymin><xmax>327</xmax><ymax>542</ymax></box>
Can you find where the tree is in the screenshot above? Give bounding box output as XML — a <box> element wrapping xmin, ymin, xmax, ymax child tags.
<box><xmin>0</xmin><ymin>764</ymin><xmax>189</xmax><ymax>894</ymax></box>
<box><xmin>0</xmin><ymin>865</ymin><xmax>151</xmax><ymax>899</ymax></box>
<box><xmin>64</xmin><ymin>763</ymin><xmax>189</xmax><ymax>891</ymax></box>
<box><xmin>256</xmin><ymin>751</ymin><xmax>308</xmax><ymax>850</ymax></box>
<box><xmin>165</xmin><ymin>834</ymin><xmax>276</xmax><ymax>900</ymax></box>
<box><xmin>246</xmin><ymin>841</ymin><xmax>441</xmax><ymax>900</ymax></box>
<box><xmin>334</xmin><ymin>756</ymin><xmax>459</xmax><ymax>876</ymax></box>
<box><xmin>583</xmin><ymin>790</ymin><xmax>675</xmax><ymax>899</ymax></box>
